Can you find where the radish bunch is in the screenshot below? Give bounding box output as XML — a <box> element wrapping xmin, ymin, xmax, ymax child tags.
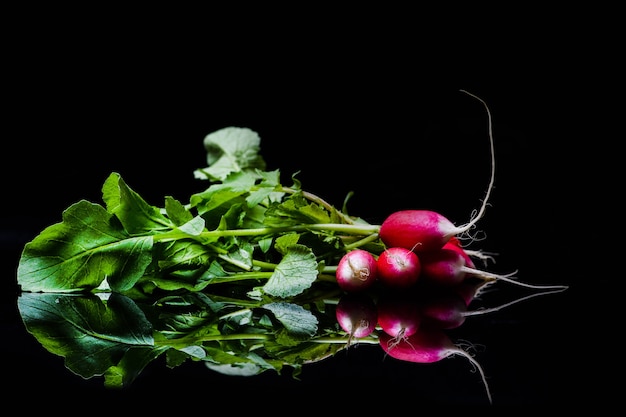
<box><xmin>332</xmin><ymin>91</ymin><xmax>567</xmax><ymax>406</ymax></box>
<box><xmin>335</xmin><ymin>90</ymin><xmax>568</xmax><ymax>294</ymax></box>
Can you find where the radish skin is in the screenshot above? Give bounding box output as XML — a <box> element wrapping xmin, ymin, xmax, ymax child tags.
<box><xmin>379</xmin><ymin>326</ymin><xmax>493</xmax><ymax>405</ymax></box>
<box><xmin>442</xmin><ymin>239</ymin><xmax>476</xmax><ymax>268</ymax></box>
<box><xmin>379</xmin><ymin>210</ymin><xmax>459</xmax><ymax>253</ymax></box>
<box><xmin>419</xmin><ymin>248</ymin><xmax>469</xmax><ymax>286</ymax></box>
<box><xmin>376</xmin><ymin>247</ymin><xmax>421</xmax><ymax>289</ymax></box>
<box><xmin>335</xmin><ymin>249</ymin><xmax>378</xmax><ymax>292</ymax></box>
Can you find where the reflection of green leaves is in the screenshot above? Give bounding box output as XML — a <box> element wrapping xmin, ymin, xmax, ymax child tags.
<box><xmin>104</xmin><ymin>346</ymin><xmax>169</xmax><ymax>389</ymax></box>
<box><xmin>18</xmin><ymin>292</ymin><xmax>155</xmax><ymax>386</ymax></box>
<box><xmin>17</xmin><ymin>289</ymin><xmax>359</xmax><ymax>388</ymax></box>
<box><xmin>263</xmin><ymin>302</ymin><xmax>318</xmax><ymax>340</ymax></box>
<box><xmin>205</xmin><ymin>361</ymin><xmax>266</xmax><ymax>376</ymax></box>
<box><xmin>204</xmin><ymin>349</ymin><xmax>279</xmax><ymax>377</ymax></box>
<box><xmin>17</xmin><ymin>201</ymin><xmax>153</xmax><ymax>293</ymax></box>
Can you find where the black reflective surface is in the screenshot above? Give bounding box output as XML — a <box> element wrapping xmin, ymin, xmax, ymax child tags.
<box><xmin>3</xmin><ymin>31</ymin><xmax>618</xmax><ymax>406</ymax></box>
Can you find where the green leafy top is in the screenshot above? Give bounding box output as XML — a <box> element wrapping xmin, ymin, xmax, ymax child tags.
<box><xmin>17</xmin><ymin>126</ymin><xmax>382</xmax><ymax>297</ymax></box>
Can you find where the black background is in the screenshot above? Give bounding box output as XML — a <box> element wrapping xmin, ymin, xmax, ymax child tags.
<box><xmin>2</xmin><ymin>9</ymin><xmax>620</xmax><ymax>408</ymax></box>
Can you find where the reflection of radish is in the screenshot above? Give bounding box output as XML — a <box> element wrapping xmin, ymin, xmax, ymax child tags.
<box><xmin>403</xmin><ymin>282</ymin><xmax>485</xmax><ymax>330</ymax></box>
<box><xmin>376</xmin><ymin>246</ymin><xmax>421</xmax><ymax>289</ymax></box>
<box><xmin>418</xmin><ymin>290</ymin><xmax>468</xmax><ymax>329</ymax></box>
<box><xmin>335</xmin><ymin>249</ymin><xmax>378</xmax><ymax>292</ymax></box>
<box><xmin>421</xmin><ymin>283</ymin><xmax>569</xmax><ymax>331</ymax></box>
<box><xmin>379</xmin><ymin>326</ymin><xmax>492</xmax><ymax>404</ymax></box>
<box><xmin>451</xmin><ymin>278</ymin><xmax>492</xmax><ymax>306</ymax></box>
<box><xmin>376</xmin><ymin>292</ymin><xmax>421</xmax><ymax>346</ymax></box>
<box><xmin>335</xmin><ymin>292</ymin><xmax>378</xmax><ymax>346</ymax></box>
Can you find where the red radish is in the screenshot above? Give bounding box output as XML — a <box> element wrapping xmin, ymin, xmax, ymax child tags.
<box><xmin>419</xmin><ymin>248</ymin><xmax>472</xmax><ymax>286</ymax></box>
<box><xmin>376</xmin><ymin>247</ymin><xmax>421</xmax><ymax>289</ymax></box>
<box><xmin>434</xmin><ymin>242</ymin><xmax>496</xmax><ymax>303</ymax></box>
<box><xmin>379</xmin><ymin>90</ymin><xmax>496</xmax><ymax>253</ymax></box>
<box><xmin>419</xmin><ymin>247</ymin><xmax>569</xmax><ymax>291</ymax></box>
<box><xmin>335</xmin><ymin>292</ymin><xmax>378</xmax><ymax>346</ymax></box>
<box><xmin>444</xmin><ymin>236</ymin><xmax>498</xmax><ymax>268</ymax></box>
<box><xmin>379</xmin><ymin>325</ymin><xmax>493</xmax><ymax>405</ymax></box>
<box><xmin>442</xmin><ymin>239</ymin><xmax>475</xmax><ymax>268</ymax></box>
<box><xmin>379</xmin><ymin>209</ymin><xmax>466</xmax><ymax>253</ymax></box>
<box><xmin>376</xmin><ymin>292</ymin><xmax>422</xmax><ymax>347</ymax></box>
<box><xmin>335</xmin><ymin>249</ymin><xmax>378</xmax><ymax>292</ymax></box>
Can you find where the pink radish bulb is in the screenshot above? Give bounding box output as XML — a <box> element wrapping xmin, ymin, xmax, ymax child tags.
<box><xmin>442</xmin><ymin>239</ymin><xmax>475</xmax><ymax>268</ymax></box>
<box><xmin>335</xmin><ymin>249</ymin><xmax>378</xmax><ymax>292</ymax></box>
<box><xmin>420</xmin><ymin>247</ymin><xmax>570</xmax><ymax>291</ymax></box>
<box><xmin>376</xmin><ymin>292</ymin><xmax>422</xmax><ymax>345</ymax></box>
<box><xmin>379</xmin><ymin>325</ymin><xmax>493</xmax><ymax>404</ymax></box>
<box><xmin>376</xmin><ymin>247</ymin><xmax>421</xmax><ymax>289</ymax></box>
<box><xmin>419</xmin><ymin>248</ymin><xmax>469</xmax><ymax>286</ymax></box>
<box><xmin>335</xmin><ymin>292</ymin><xmax>378</xmax><ymax>346</ymax></box>
<box><xmin>379</xmin><ymin>209</ymin><xmax>461</xmax><ymax>253</ymax></box>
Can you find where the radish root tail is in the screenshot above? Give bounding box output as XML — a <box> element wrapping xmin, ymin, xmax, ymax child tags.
<box><xmin>457</xmin><ymin>89</ymin><xmax>496</xmax><ymax>237</ymax></box>
<box><xmin>457</xmin><ymin>349</ymin><xmax>493</xmax><ymax>405</ymax></box>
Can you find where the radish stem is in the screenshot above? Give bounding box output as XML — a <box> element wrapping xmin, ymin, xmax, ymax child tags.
<box><xmin>152</xmin><ymin>223</ymin><xmax>381</xmax><ymax>243</ymax></box>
